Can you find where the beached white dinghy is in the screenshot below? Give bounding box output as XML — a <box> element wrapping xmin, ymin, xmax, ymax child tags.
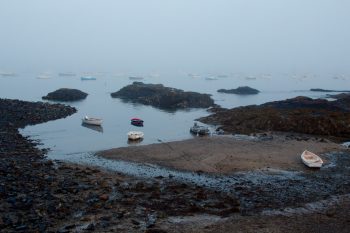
<box><xmin>82</xmin><ymin>116</ymin><xmax>103</xmax><ymax>126</ymax></box>
<box><xmin>301</xmin><ymin>150</ymin><xmax>323</xmax><ymax>168</ymax></box>
<box><xmin>128</xmin><ymin>131</ymin><xmax>144</xmax><ymax>140</ymax></box>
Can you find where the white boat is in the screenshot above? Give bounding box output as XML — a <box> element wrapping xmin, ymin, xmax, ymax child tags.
<box><xmin>127</xmin><ymin>131</ymin><xmax>144</xmax><ymax>140</ymax></box>
<box><xmin>301</xmin><ymin>150</ymin><xmax>323</xmax><ymax>168</ymax></box>
<box><xmin>37</xmin><ymin>74</ymin><xmax>51</xmax><ymax>79</ymax></box>
<box><xmin>0</xmin><ymin>72</ymin><xmax>16</xmax><ymax>77</ymax></box>
<box><xmin>82</xmin><ymin>116</ymin><xmax>103</xmax><ymax>126</ymax></box>
<box><xmin>190</xmin><ymin>122</ymin><xmax>210</xmax><ymax>136</ymax></box>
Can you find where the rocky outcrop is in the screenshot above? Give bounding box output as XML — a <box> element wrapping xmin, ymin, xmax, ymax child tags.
<box><xmin>218</xmin><ymin>86</ymin><xmax>260</xmax><ymax>95</ymax></box>
<box><xmin>111</xmin><ymin>82</ymin><xmax>215</xmax><ymax>110</ymax></box>
<box><xmin>198</xmin><ymin>96</ymin><xmax>350</xmax><ymax>139</ymax></box>
<box><xmin>42</xmin><ymin>88</ymin><xmax>88</xmax><ymax>101</ymax></box>
<box><xmin>310</xmin><ymin>88</ymin><xmax>350</xmax><ymax>92</ymax></box>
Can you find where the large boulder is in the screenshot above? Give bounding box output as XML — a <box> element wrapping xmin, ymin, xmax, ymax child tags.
<box><xmin>218</xmin><ymin>86</ymin><xmax>259</xmax><ymax>95</ymax></box>
<box><xmin>198</xmin><ymin>96</ymin><xmax>350</xmax><ymax>139</ymax></box>
<box><xmin>42</xmin><ymin>88</ymin><xmax>88</xmax><ymax>101</ymax></box>
<box><xmin>111</xmin><ymin>82</ymin><xmax>215</xmax><ymax>110</ymax></box>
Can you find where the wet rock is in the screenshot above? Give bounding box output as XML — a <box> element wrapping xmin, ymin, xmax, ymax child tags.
<box><xmin>198</xmin><ymin>96</ymin><xmax>350</xmax><ymax>139</ymax></box>
<box><xmin>99</xmin><ymin>194</ymin><xmax>109</xmax><ymax>201</ymax></box>
<box><xmin>42</xmin><ymin>88</ymin><xmax>88</xmax><ymax>101</ymax></box>
<box><xmin>111</xmin><ymin>82</ymin><xmax>216</xmax><ymax>110</ymax></box>
<box><xmin>218</xmin><ymin>86</ymin><xmax>260</xmax><ymax>95</ymax></box>
<box><xmin>85</xmin><ymin>223</ymin><xmax>95</xmax><ymax>231</ymax></box>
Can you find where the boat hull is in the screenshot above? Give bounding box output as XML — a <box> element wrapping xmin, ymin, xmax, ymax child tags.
<box><xmin>301</xmin><ymin>150</ymin><xmax>323</xmax><ymax>168</ymax></box>
<box><xmin>128</xmin><ymin>131</ymin><xmax>144</xmax><ymax>140</ymax></box>
<box><xmin>190</xmin><ymin>125</ymin><xmax>210</xmax><ymax>136</ymax></box>
<box><xmin>82</xmin><ymin>117</ymin><xmax>103</xmax><ymax>126</ymax></box>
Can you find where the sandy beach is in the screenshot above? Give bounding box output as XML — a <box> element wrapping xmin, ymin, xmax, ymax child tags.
<box><xmin>99</xmin><ymin>134</ymin><xmax>342</xmax><ymax>174</ymax></box>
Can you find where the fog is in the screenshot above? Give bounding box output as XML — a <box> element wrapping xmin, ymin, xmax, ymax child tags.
<box><xmin>0</xmin><ymin>0</ymin><xmax>349</xmax><ymax>75</ymax></box>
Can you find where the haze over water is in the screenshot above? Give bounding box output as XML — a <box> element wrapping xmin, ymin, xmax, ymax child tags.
<box><xmin>0</xmin><ymin>0</ymin><xmax>349</xmax><ymax>157</ymax></box>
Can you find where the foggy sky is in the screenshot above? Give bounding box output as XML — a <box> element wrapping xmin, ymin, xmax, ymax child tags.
<box><xmin>0</xmin><ymin>0</ymin><xmax>349</xmax><ymax>74</ymax></box>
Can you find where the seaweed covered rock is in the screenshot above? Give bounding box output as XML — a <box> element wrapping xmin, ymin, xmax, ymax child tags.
<box><xmin>111</xmin><ymin>82</ymin><xmax>215</xmax><ymax>110</ymax></box>
<box><xmin>218</xmin><ymin>86</ymin><xmax>259</xmax><ymax>95</ymax></box>
<box><xmin>198</xmin><ymin>96</ymin><xmax>350</xmax><ymax>139</ymax></box>
<box><xmin>42</xmin><ymin>88</ymin><xmax>88</xmax><ymax>101</ymax></box>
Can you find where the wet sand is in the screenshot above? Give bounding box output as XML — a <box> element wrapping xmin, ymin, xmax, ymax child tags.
<box><xmin>99</xmin><ymin>135</ymin><xmax>342</xmax><ymax>174</ymax></box>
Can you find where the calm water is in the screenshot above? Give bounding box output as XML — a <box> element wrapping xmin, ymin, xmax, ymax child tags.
<box><xmin>0</xmin><ymin>72</ymin><xmax>348</xmax><ymax>158</ymax></box>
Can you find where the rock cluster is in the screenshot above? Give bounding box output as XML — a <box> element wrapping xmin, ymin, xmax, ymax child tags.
<box><xmin>42</xmin><ymin>88</ymin><xmax>88</xmax><ymax>101</ymax></box>
<box><xmin>218</xmin><ymin>86</ymin><xmax>260</xmax><ymax>95</ymax></box>
<box><xmin>0</xmin><ymin>98</ymin><xmax>241</xmax><ymax>232</ymax></box>
<box><xmin>198</xmin><ymin>96</ymin><xmax>350</xmax><ymax>139</ymax></box>
<box><xmin>310</xmin><ymin>88</ymin><xmax>350</xmax><ymax>92</ymax></box>
<box><xmin>111</xmin><ymin>82</ymin><xmax>215</xmax><ymax>110</ymax></box>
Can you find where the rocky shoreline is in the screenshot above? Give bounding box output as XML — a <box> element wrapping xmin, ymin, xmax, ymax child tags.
<box><xmin>1</xmin><ymin>98</ymin><xmax>350</xmax><ymax>232</ymax></box>
<box><xmin>0</xmin><ymin>99</ymin><xmax>240</xmax><ymax>232</ymax></box>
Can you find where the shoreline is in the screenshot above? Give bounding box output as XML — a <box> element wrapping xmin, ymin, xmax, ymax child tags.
<box><xmin>98</xmin><ymin>134</ymin><xmax>343</xmax><ymax>174</ymax></box>
<box><xmin>1</xmin><ymin>98</ymin><xmax>350</xmax><ymax>232</ymax></box>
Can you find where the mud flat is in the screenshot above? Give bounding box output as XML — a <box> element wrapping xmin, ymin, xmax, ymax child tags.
<box><xmin>99</xmin><ymin>135</ymin><xmax>342</xmax><ymax>173</ymax></box>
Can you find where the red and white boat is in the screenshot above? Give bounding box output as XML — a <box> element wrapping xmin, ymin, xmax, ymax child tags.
<box><xmin>131</xmin><ymin>118</ymin><xmax>144</xmax><ymax>127</ymax></box>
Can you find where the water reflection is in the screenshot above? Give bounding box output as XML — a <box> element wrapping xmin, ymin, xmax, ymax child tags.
<box><xmin>81</xmin><ymin>123</ymin><xmax>103</xmax><ymax>133</ymax></box>
<box><xmin>127</xmin><ymin>138</ymin><xmax>144</xmax><ymax>145</ymax></box>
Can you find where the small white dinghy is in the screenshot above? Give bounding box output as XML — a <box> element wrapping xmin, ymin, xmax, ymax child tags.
<box><xmin>82</xmin><ymin>116</ymin><xmax>103</xmax><ymax>126</ymax></box>
<box><xmin>301</xmin><ymin>150</ymin><xmax>323</xmax><ymax>168</ymax></box>
<box><xmin>128</xmin><ymin>131</ymin><xmax>144</xmax><ymax>140</ymax></box>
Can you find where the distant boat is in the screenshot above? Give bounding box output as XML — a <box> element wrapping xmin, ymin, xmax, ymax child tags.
<box><xmin>190</xmin><ymin>122</ymin><xmax>210</xmax><ymax>136</ymax></box>
<box><xmin>131</xmin><ymin>118</ymin><xmax>144</xmax><ymax>127</ymax></box>
<box><xmin>129</xmin><ymin>76</ymin><xmax>144</xmax><ymax>80</ymax></box>
<box><xmin>82</xmin><ymin>116</ymin><xmax>103</xmax><ymax>126</ymax></box>
<box><xmin>37</xmin><ymin>74</ymin><xmax>51</xmax><ymax>79</ymax></box>
<box><xmin>245</xmin><ymin>76</ymin><xmax>256</xmax><ymax>80</ymax></box>
<box><xmin>205</xmin><ymin>77</ymin><xmax>218</xmax><ymax>81</ymax></box>
<box><xmin>301</xmin><ymin>150</ymin><xmax>323</xmax><ymax>168</ymax></box>
<box><xmin>81</xmin><ymin>76</ymin><xmax>96</xmax><ymax>81</ymax></box>
<box><xmin>128</xmin><ymin>131</ymin><xmax>144</xmax><ymax>140</ymax></box>
<box><xmin>0</xmin><ymin>72</ymin><xmax>16</xmax><ymax>77</ymax></box>
<box><xmin>59</xmin><ymin>72</ymin><xmax>76</xmax><ymax>77</ymax></box>
<box><xmin>188</xmin><ymin>73</ymin><xmax>200</xmax><ymax>78</ymax></box>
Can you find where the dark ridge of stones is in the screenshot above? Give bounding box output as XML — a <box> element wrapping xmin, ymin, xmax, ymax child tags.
<box><xmin>0</xmin><ymin>98</ymin><xmax>76</xmax><ymax>128</ymax></box>
<box><xmin>198</xmin><ymin>96</ymin><xmax>350</xmax><ymax>139</ymax></box>
<box><xmin>261</xmin><ymin>96</ymin><xmax>345</xmax><ymax>112</ymax></box>
<box><xmin>327</xmin><ymin>93</ymin><xmax>350</xmax><ymax>100</ymax></box>
<box><xmin>42</xmin><ymin>88</ymin><xmax>88</xmax><ymax>101</ymax></box>
<box><xmin>310</xmin><ymin>88</ymin><xmax>350</xmax><ymax>92</ymax></box>
<box><xmin>218</xmin><ymin>86</ymin><xmax>260</xmax><ymax>95</ymax></box>
<box><xmin>111</xmin><ymin>82</ymin><xmax>216</xmax><ymax>110</ymax></box>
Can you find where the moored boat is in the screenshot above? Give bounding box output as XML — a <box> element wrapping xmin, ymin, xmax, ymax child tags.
<box><xmin>301</xmin><ymin>150</ymin><xmax>323</xmax><ymax>168</ymax></box>
<box><xmin>128</xmin><ymin>131</ymin><xmax>144</xmax><ymax>140</ymax></box>
<box><xmin>131</xmin><ymin>118</ymin><xmax>144</xmax><ymax>127</ymax></box>
<box><xmin>190</xmin><ymin>122</ymin><xmax>210</xmax><ymax>136</ymax></box>
<box><xmin>82</xmin><ymin>116</ymin><xmax>103</xmax><ymax>126</ymax></box>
